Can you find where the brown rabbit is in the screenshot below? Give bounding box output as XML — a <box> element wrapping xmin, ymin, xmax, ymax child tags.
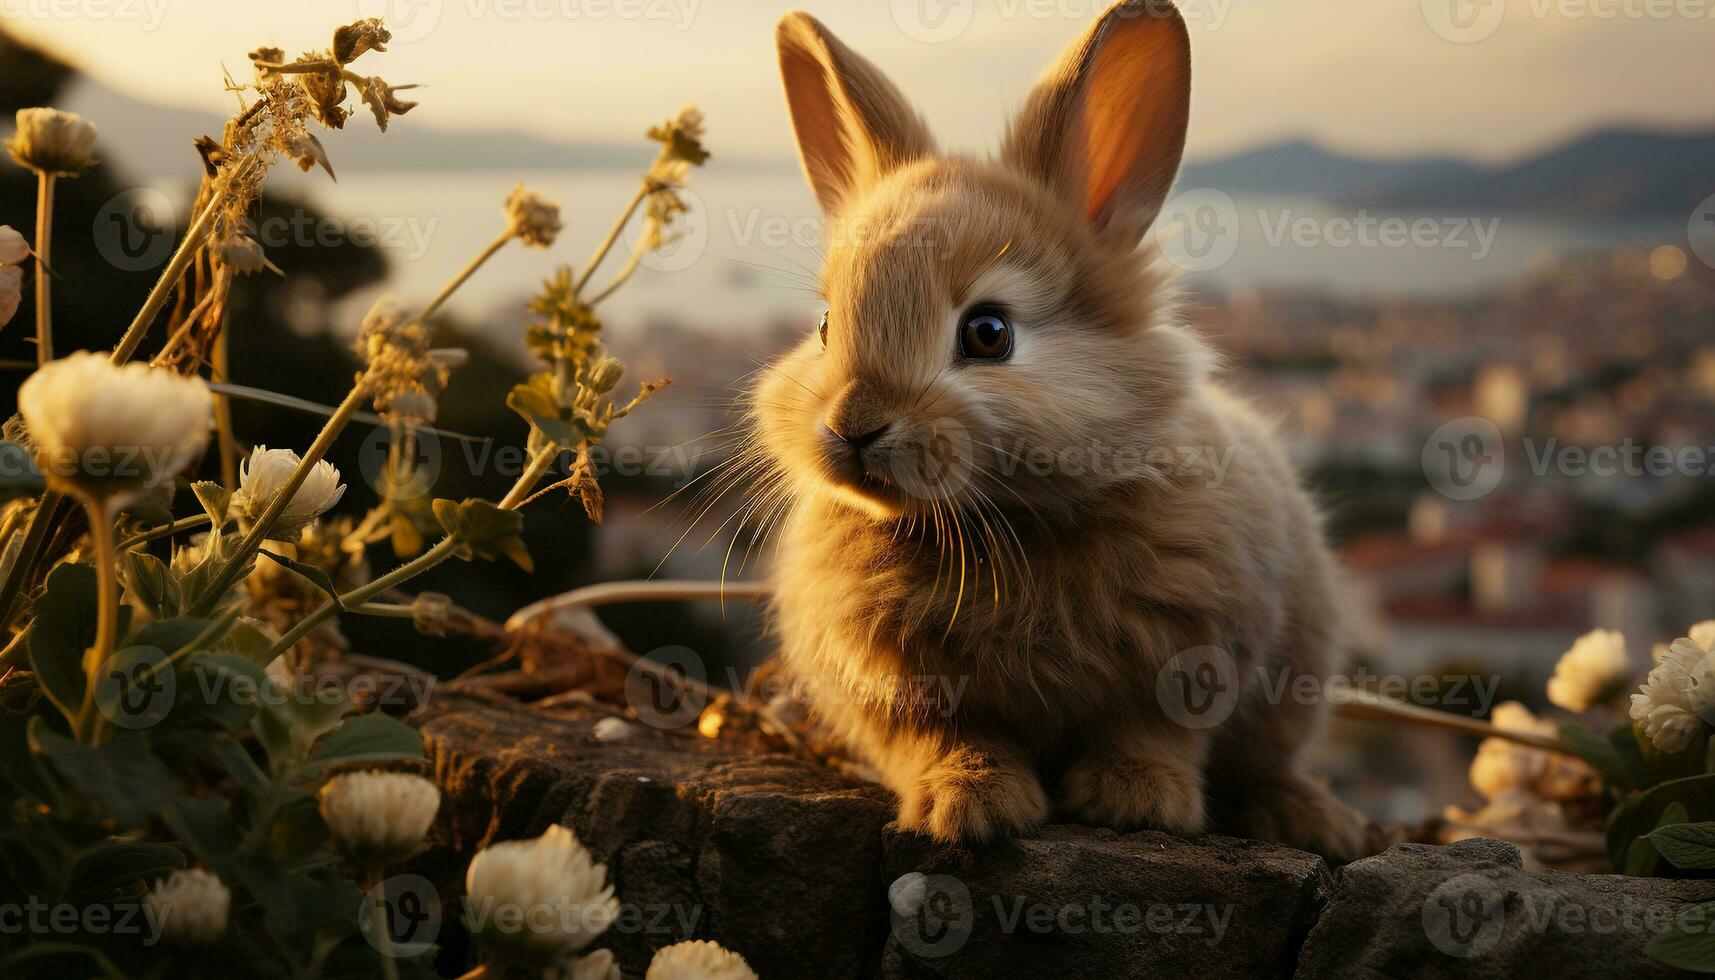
<box><xmin>750</xmin><ymin>0</ymin><xmax>1368</xmax><ymax>861</ymax></box>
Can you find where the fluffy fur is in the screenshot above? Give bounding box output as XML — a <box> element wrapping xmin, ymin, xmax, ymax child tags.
<box><xmin>747</xmin><ymin>0</ymin><xmax>1368</xmax><ymax>860</ymax></box>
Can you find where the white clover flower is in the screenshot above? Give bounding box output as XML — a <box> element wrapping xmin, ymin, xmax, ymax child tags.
<box><xmin>1546</xmin><ymin>627</ymin><xmax>1631</xmax><ymax>712</ymax></box>
<box><xmin>8</xmin><ymin>107</ymin><xmax>98</xmax><ymax>175</ymax></box>
<box><xmin>232</xmin><ymin>446</ymin><xmax>346</xmax><ymax>539</ymax></box>
<box><xmin>464</xmin><ymin>824</ymin><xmax>618</xmax><ymax>964</ymax></box>
<box><xmin>146</xmin><ymin>869</ymin><xmax>230</xmax><ymax>946</ymax></box>
<box><xmin>319</xmin><ymin>771</ymin><xmax>440</xmax><ymax>869</ymax></box>
<box><xmin>18</xmin><ymin>351</ymin><xmax>212</xmax><ymax>506</ymax></box>
<box><xmin>505</xmin><ymin>184</ymin><xmax>563</xmax><ymax>249</ymax></box>
<box><xmin>563</xmin><ymin>949</ymin><xmax>621</xmax><ymax>980</ymax></box>
<box><xmin>646</xmin><ymin>940</ymin><xmax>758</xmax><ymax>980</ymax></box>
<box><xmin>1631</xmin><ymin>630</ymin><xmax>1715</xmax><ymax>753</ymax></box>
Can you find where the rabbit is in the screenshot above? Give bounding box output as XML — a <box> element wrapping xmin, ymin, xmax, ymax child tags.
<box><xmin>747</xmin><ymin>0</ymin><xmax>1370</xmax><ymax>862</ymax></box>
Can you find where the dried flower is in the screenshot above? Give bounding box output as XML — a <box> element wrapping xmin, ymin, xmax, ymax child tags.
<box><xmin>505</xmin><ymin>184</ymin><xmax>564</xmax><ymax>249</ymax></box>
<box><xmin>248</xmin><ymin>46</ymin><xmax>285</xmax><ymax>76</ymax></box>
<box><xmin>333</xmin><ymin>18</ymin><xmax>391</xmax><ymax>64</ymax></box>
<box><xmin>231</xmin><ymin>446</ymin><xmax>346</xmax><ymax>540</ymax></box>
<box><xmin>412</xmin><ymin>591</ymin><xmax>453</xmax><ymax>637</ymax></box>
<box><xmin>146</xmin><ymin>869</ymin><xmax>230</xmax><ymax>946</ymax></box>
<box><xmin>564</xmin><ymin>950</ymin><xmax>622</xmax><ymax>980</ymax></box>
<box><xmin>215</xmin><ymin>233</ymin><xmax>280</xmax><ymax>276</ymax></box>
<box><xmin>355</xmin><ymin>297</ymin><xmax>454</xmax><ymax>422</ymax></box>
<box><xmin>1546</xmin><ymin>627</ymin><xmax>1631</xmax><ymax>713</ymax></box>
<box><xmin>647</xmin><ymin>103</ymin><xmax>710</xmax><ymax>166</ymax></box>
<box><xmin>18</xmin><ymin>352</ymin><xmax>212</xmax><ymax>506</ymax></box>
<box><xmin>463</xmin><ymin>825</ymin><xmax>618</xmax><ymax>963</ymax></box>
<box><xmin>319</xmin><ymin>771</ymin><xmax>440</xmax><ymax>868</ymax></box>
<box><xmin>284</xmin><ymin>131</ymin><xmax>336</xmax><ymax>179</ymax></box>
<box><xmin>360</xmin><ymin>77</ymin><xmax>420</xmax><ymax>132</ymax></box>
<box><xmin>297</xmin><ymin>54</ymin><xmax>349</xmax><ymax>129</ymax></box>
<box><xmin>646</xmin><ymin>940</ymin><xmax>758</xmax><ymax>980</ymax></box>
<box><xmin>7</xmin><ymin>107</ymin><xmax>97</xmax><ymax>175</ymax></box>
<box><xmin>1630</xmin><ymin>629</ymin><xmax>1715</xmax><ymax>753</ymax></box>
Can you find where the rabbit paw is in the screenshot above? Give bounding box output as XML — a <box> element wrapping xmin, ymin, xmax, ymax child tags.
<box><xmin>897</xmin><ymin>745</ymin><xmax>1048</xmax><ymax>843</ymax></box>
<box><xmin>1061</xmin><ymin>754</ymin><xmax>1206</xmax><ymax>835</ymax></box>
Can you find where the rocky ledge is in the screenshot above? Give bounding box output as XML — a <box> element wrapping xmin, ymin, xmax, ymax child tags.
<box><xmin>419</xmin><ymin>692</ymin><xmax>1714</xmax><ymax>979</ymax></box>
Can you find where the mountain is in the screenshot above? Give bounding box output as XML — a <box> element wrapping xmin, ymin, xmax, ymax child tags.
<box><xmin>1344</xmin><ymin>128</ymin><xmax>1715</xmax><ymax>219</ymax></box>
<box><xmin>1178</xmin><ymin>140</ymin><xmax>1481</xmax><ymax>198</ymax></box>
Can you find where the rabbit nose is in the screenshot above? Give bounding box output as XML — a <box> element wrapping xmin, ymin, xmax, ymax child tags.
<box><xmin>825</xmin><ymin>420</ymin><xmax>891</xmax><ymax>448</ymax></box>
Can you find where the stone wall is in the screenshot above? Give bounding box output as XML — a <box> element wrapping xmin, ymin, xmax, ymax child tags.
<box><xmin>420</xmin><ymin>692</ymin><xmax>1713</xmax><ymax>978</ymax></box>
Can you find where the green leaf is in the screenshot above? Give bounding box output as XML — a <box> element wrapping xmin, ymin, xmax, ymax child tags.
<box><xmin>1607</xmin><ymin>774</ymin><xmax>1715</xmax><ymax>869</ymax></box>
<box><xmin>127</xmin><ymin>615</ymin><xmax>227</xmax><ymax>657</ymax></box>
<box><xmin>433</xmin><ymin>497</ymin><xmax>533</xmax><ymax>571</ymax></box>
<box><xmin>0</xmin><ymin>441</ymin><xmax>45</xmax><ymax>502</ymax></box>
<box><xmin>26</xmin><ymin>563</ymin><xmax>131</xmax><ymax>725</ymax></box>
<box><xmin>184</xmin><ymin>653</ymin><xmax>271</xmax><ymax>731</ymax></box>
<box><xmin>506</xmin><ymin>373</ymin><xmax>584</xmax><ymax>446</ymax></box>
<box><xmin>206</xmin><ymin>736</ymin><xmax>270</xmax><ymax>797</ymax></box>
<box><xmin>309</xmin><ymin>712</ymin><xmax>424</xmax><ymax>772</ymax></box>
<box><xmin>1625</xmin><ymin>835</ymin><xmax>1662</xmax><ymax>877</ymax></box>
<box><xmin>1648</xmin><ymin>907</ymin><xmax>1715</xmax><ymax>972</ymax></box>
<box><xmin>212</xmin><ymin>619</ymin><xmax>278</xmax><ymax>666</ymax></box>
<box><xmin>27</xmin><ymin>720</ymin><xmax>171</xmax><ymax>827</ymax></box>
<box><xmin>66</xmin><ymin>841</ymin><xmax>185</xmax><ymax>903</ymax></box>
<box><xmin>1648</xmin><ymin>822</ymin><xmax>1715</xmax><ymax>870</ymax></box>
<box><xmin>121</xmin><ymin>551</ymin><xmax>180</xmax><ymax>618</ymax></box>
<box><xmin>1611</xmin><ymin>723</ymin><xmax>1650</xmax><ymax>790</ymax></box>
<box><xmin>258</xmin><ymin>550</ymin><xmax>346</xmax><ymax>609</ymax></box>
<box><xmin>119</xmin><ymin>480</ymin><xmax>175</xmax><ymax>524</ymax></box>
<box><xmin>1562</xmin><ymin>725</ymin><xmax>1630</xmax><ymax>789</ymax></box>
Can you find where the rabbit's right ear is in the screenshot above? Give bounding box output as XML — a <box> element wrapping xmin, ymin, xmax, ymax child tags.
<box><xmin>776</xmin><ymin>13</ymin><xmax>936</xmax><ymax>216</ymax></box>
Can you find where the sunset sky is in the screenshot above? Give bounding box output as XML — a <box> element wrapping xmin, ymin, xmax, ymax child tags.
<box><xmin>7</xmin><ymin>0</ymin><xmax>1714</xmax><ymax>164</ymax></box>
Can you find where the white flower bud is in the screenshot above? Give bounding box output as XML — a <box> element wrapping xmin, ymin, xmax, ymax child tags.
<box><xmin>319</xmin><ymin>771</ymin><xmax>441</xmax><ymax>868</ymax></box>
<box><xmin>646</xmin><ymin>940</ymin><xmax>758</xmax><ymax>980</ymax></box>
<box><xmin>17</xmin><ymin>351</ymin><xmax>212</xmax><ymax>506</ymax></box>
<box><xmin>232</xmin><ymin>446</ymin><xmax>346</xmax><ymax>539</ymax></box>
<box><xmin>463</xmin><ymin>825</ymin><xmax>618</xmax><ymax>964</ymax></box>
<box><xmin>146</xmin><ymin>869</ymin><xmax>230</xmax><ymax>946</ymax></box>
<box><xmin>8</xmin><ymin>107</ymin><xmax>98</xmax><ymax>175</ymax></box>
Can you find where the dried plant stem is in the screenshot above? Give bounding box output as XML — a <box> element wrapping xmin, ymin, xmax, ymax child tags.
<box><xmin>505</xmin><ymin>579</ymin><xmax>770</xmax><ymax>633</ymax></box>
<box><xmin>0</xmin><ymin>490</ymin><xmax>66</xmax><ymax>632</ymax></box>
<box><xmin>212</xmin><ymin>323</ymin><xmax>239</xmax><ymax>489</ymax></box>
<box><xmin>188</xmin><ymin>380</ymin><xmax>371</xmax><ymax>616</ymax></box>
<box><xmin>33</xmin><ymin>173</ymin><xmax>55</xmax><ymax>365</ymax></box>
<box><xmin>111</xmin><ymin>186</ymin><xmax>227</xmax><ymax>365</ymax></box>
<box><xmin>420</xmin><ymin>229</ymin><xmax>512</xmax><ymax>321</ymax></box>
<box><xmin>583</xmin><ymin>240</ymin><xmax>647</xmax><ymax>307</ymax></box>
<box><xmin>74</xmin><ymin>497</ymin><xmax>117</xmax><ymax>743</ymax></box>
<box><xmin>574</xmin><ymin>182</ymin><xmax>650</xmax><ymax>297</ymax></box>
<box><xmin>1329</xmin><ymin>685</ymin><xmax>1574</xmax><ymax>755</ymax></box>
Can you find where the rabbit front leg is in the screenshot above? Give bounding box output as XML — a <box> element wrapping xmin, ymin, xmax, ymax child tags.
<box><xmin>1059</xmin><ymin>716</ymin><xmax>1209</xmax><ymax>835</ymax></box>
<box><xmin>888</xmin><ymin>734</ymin><xmax>1049</xmax><ymax>843</ymax></box>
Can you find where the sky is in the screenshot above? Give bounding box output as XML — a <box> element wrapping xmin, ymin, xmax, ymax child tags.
<box><xmin>4</xmin><ymin>0</ymin><xmax>1714</xmax><ymax>165</ymax></box>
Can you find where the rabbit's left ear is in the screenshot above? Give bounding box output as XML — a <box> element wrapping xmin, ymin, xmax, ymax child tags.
<box><xmin>1002</xmin><ymin>0</ymin><xmax>1191</xmax><ymax>246</ymax></box>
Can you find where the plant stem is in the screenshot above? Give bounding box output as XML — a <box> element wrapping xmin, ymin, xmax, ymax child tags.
<box><xmin>111</xmin><ymin>187</ymin><xmax>226</xmax><ymax>365</ymax></box>
<box><xmin>266</xmin><ymin>443</ymin><xmax>560</xmax><ymax>660</ymax></box>
<box><xmin>211</xmin><ymin>317</ymin><xmax>239</xmax><ymax>488</ymax></box>
<box><xmin>264</xmin><ymin>536</ymin><xmax>461</xmax><ymax>659</ymax></box>
<box><xmin>369</xmin><ymin>870</ymin><xmax>401</xmax><ymax>980</ymax></box>
<box><xmin>583</xmin><ymin>240</ymin><xmax>647</xmax><ymax>307</ymax></box>
<box><xmin>188</xmin><ymin>381</ymin><xmax>370</xmax><ymax>616</ymax></box>
<box><xmin>75</xmin><ymin>497</ymin><xmax>117</xmax><ymax>744</ymax></box>
<box><xmin>574</xmin><ymin>183</ymin><xmax>650</xmax><ymax>297</ymax></box>
<box><xmin>33</xmin><ymin>173</ymin><xmax>55</xmax><ymax>366</ymax></box>
<box><xmin>420</xmin><ymin>230</ymin><xmax>512</xmax><ymax>322</ymax></box>
<box><xmin>0</xmin><ymin>490</ymin><xmax>65</xmax><ymax>632</ymax></box>
<box><xmin>115</xmin><ymin>514</ymin><xmax>213</xmax><ymax>551</ymax></box>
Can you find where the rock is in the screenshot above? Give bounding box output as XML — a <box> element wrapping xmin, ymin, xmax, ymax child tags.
<box><xmin>1296</xmin><ymin>837</ymin><xmax>1715</xmax><ymax>979</ymax></box>
<box><xmin>420</xmin><ymin>693</ymin><xmax>1714</xmax><ymax>979</ymax></box>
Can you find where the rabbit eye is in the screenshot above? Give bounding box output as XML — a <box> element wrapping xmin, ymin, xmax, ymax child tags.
<box><xmin>958</xmin><ymin>307</ymin><xmax>1012</xmax><ymax>361</ymax></box>
<box><xmin>818</xmin><ymin>311</ymin><xmax>829</xmax><ymax>348</ymax></box>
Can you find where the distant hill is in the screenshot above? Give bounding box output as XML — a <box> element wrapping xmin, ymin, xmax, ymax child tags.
<box><xmin>1342</xmin><ymin>128</ymin><xmax>1715</xmax><ymax>219</ymax></box>
<box><xmin>1178</xmin><ymin>140</ymin><xmax>1480</xmax><ymax>198</ymax></box>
